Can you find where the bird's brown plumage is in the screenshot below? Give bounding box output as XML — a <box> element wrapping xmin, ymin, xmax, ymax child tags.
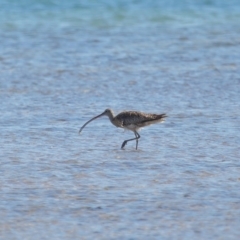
<box><xmin>115</xmin><ymin>111</ymin><xmax>166</xmax><ymax>128</ymax></box>
<box><xmin>79</xmin><ymin>108</ymin><xmax>167</xmax><ymax>150</ymax></box>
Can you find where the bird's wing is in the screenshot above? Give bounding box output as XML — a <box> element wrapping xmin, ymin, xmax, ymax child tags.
<box><xmin>116</xmin><ymin>111</ymin><xmax>151</xmax><ymax>126</ymax></box>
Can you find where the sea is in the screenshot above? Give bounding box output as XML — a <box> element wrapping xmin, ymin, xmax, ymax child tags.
<box><xmin>0</xmin><ymin>0</ymin><xmax>240</xmax><ymax>239</ymax></box>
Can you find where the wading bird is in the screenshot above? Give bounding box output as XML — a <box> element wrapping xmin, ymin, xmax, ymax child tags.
<box><xmin>79</xmin><ymin>109</ymin><xmax>167</xmax><ymax>150</ymax></box>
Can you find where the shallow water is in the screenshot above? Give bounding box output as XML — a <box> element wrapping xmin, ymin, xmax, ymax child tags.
<box><xmin>1</xmin><ymin>0</ymin><xmax>240</xmax><ymax>239</ymax></box>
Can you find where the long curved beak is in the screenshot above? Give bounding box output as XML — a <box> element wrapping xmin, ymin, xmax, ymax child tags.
<box><xmin>79</xmin><ymin>111</ymin><xmax>106</xmax><ymax>134</ymax></box>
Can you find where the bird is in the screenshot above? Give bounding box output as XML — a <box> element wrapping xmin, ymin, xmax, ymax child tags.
<box><xmin>79</xmin><ymin>109</ymin><xmax>167</xmax><ymax>150</ymax></box>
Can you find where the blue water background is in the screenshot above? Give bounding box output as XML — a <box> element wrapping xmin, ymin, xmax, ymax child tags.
<box><xmin>1</xmin><ymin>0</ymin><xmax>240</xmax><ymax>239</ymax></box>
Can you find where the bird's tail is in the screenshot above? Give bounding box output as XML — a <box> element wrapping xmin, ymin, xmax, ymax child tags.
<box><xmin>158</xmin><ymin>113</ymin><xmax>167</xmax><ymax>119</ymax></box>
<box><xmin>140</xmin><ymin>113</ymin><xmax>167</xmax><ymax>126</ymax></box>
<box><xmin>156</xmin><ymin>113</ymin><xmax>167</xmax><ymax>122</ymax></box>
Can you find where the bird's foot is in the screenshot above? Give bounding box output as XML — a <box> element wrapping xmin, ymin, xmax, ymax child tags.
<box><xmin>121</xmin><ymin>141</ymin><xmax>127</xmax><ymax>149</ymax></box>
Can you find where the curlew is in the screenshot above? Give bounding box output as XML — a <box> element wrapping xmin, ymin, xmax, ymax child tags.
<box><xmin>79</xmin><ymin>109</ymin><xmax>167</xmax><ymax>150</ymax></box>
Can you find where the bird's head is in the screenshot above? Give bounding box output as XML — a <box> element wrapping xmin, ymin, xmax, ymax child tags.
<box><xmin>103</xmin><ymin>108</ymin><xmax>113</xmax><ymax>117</ymax></box>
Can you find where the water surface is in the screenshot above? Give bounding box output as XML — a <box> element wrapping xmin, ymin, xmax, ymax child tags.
<box><xmin>1</xmin><ymin>0</ymin><xmax>240</xmax><ymax>239</ymax></box>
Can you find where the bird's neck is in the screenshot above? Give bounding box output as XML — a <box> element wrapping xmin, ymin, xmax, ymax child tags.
<box><xmin>107</xmin><ymin>111</ymin><xmax>120</xmax><ymax>128</ymax></box>
<box><xmin>107</xmin><ymin>111</ymin><xmax>115</xmax><ymax>124</ymax></box>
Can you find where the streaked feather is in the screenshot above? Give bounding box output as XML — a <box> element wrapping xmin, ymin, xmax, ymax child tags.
<box><xmin>114</xmin><ymin>111</ymin><xmax>167</xmax><ymax>129</ymax></box>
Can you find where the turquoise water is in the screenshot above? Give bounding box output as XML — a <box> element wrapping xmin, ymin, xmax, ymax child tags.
<box><xmin>1</xmin><ymin>0</ymin><xmax>240</xmax><ymax>239</ymax></box>
<box><xmin>1</xmin><ymin>0</ymin><xmax>240</xmax><ymax>29</ymax></box>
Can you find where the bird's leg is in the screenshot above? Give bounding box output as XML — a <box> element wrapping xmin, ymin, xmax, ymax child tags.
<box><xmin>135</xmin><ymin>131</ymin><xmax>140</xmax><ymax>150</ymax></box>
<box><xmin>121</xmin><ymin>131</ymin><xmax>141</xmax><ymax>150</ymax></box>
